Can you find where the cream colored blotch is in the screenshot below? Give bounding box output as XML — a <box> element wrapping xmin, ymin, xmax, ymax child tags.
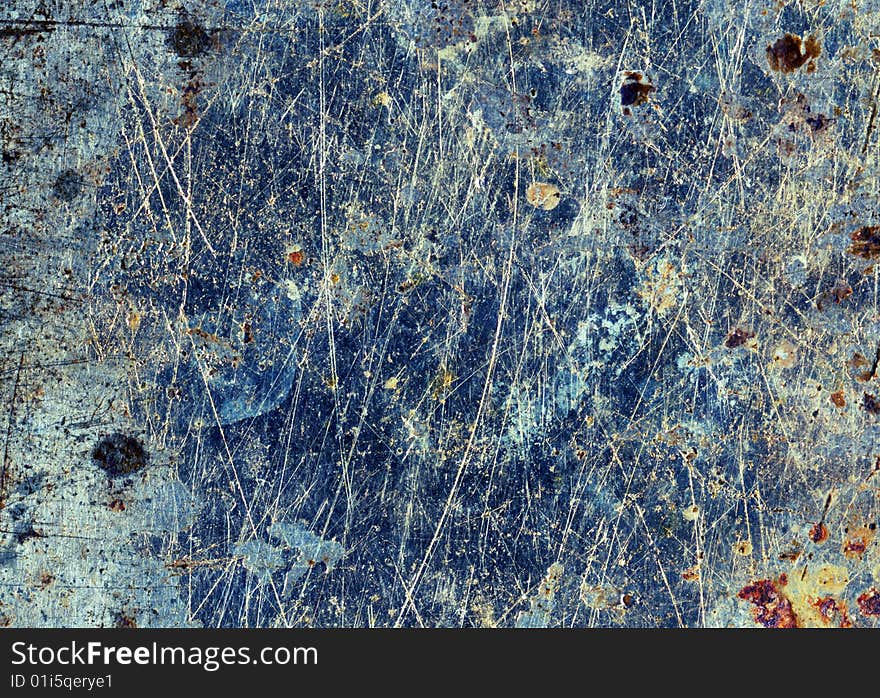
<box><xmin>526</xmin><ymin>182</ymin><xmax>562</xmax><ymax>211</ymax></box>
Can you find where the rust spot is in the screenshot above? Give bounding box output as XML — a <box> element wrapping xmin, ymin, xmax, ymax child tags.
<box><xmin>830</xmin><ymin>391</ymin><xmax>846</xmax><ymax>408</ymax></box>
<box><xmin>778</xmin><ymin>546</ymin><xmax>801</xmax><ymax>562</ymax></box>
<box><xmin>681</xmin><ymin>566</ymin><xmax>700</xmax><ymax>582</ymax></box>
<box><xmin>619</xmin><ymin>72</ymin><xmax>654</xmax><ymax>110</ymax></box>
<box><xmin>766</xmin><ymin>34</ymin><xmax>821</xmax><ymax>73</ymax></box>
<box><xmin>288</xmin><ymin>250</ymin><xmax>305</xmax><ymax>266</ymax></box>
<box><xmin>15</xmin><ymin>525</ymin><xmax>44</xmax><ymax>545</ymax></box>
<box><xmin>857</xmin><ymin>588</ymin><xmax>880</xmax><ymax>616</ymax></box>
<box><xmin>848</xmin><ymin>226</ymin><xmax>880</xmax><ymax>259</ymax></box>
<box><xmin>175</xmin><ymin>76</ymin><xmax>204</xmax><ymax>128</ymax></box>
<box><xmin>39</xmin><ymin>573</ymin><xmax>54</xmax><ymax>589</ymax></box>
<box><xmin>811</xmin><ymin>596</ymin><xmax>851</xmax><ymax>627</ymax></box>
<box><xmin>737</xmin><ymin>575</ymin><xmax>799</xmax><ymax>628</ymax></box>
<box><xmin>863</xmin><ymin>392</ymin><xmax>880</xmax><ymax>416</ymax></box>
<box><xmin>113</xmin><ymin>612</ymin><xmax>137</xmax><ymax>628</ymax></box>
<box><xmin>829</xmin><ymin>281</ymin><xmax>852</xmax><ymax>305</ymax></box>
<box><xmin>725</xmin><ymin>328</ymin><xmax>755</xmax><ymax>348</ymax></box>
<box><xmin>109</xmin><ymin>498</ymin><xmax>126</xmax><ymax>512</ymax></box>
<box><xmin>849</xmin><ymin>352</ymin><xmax>873</xmax><ymax>382</ymax></box>
<box><xmin>809</xmin><ymin>521</ymin><xmax>828</xmax><ymax>543</ymax></box>
<box><xmin>843</xmin><ymin>524</ymin><xmax>876</xmax><ymax>559</ymax></box>
<box><xmin>167</xmin><ymin>19</ymin><xmax>212</xmax><ymax>59</ymax></box>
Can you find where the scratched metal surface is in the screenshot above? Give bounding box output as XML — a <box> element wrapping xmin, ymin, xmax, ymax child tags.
<box><xmin>3</xmin><ymin>0</ymin><xmax>880</xmax><ymax>628</ymax></box>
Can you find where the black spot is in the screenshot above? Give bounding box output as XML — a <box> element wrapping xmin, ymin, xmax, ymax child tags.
<box><xmin>620</xmin><ymin>72</ymin><xmax>654</xmax><ymax>108</ymax></box>
<box><xmin>53</xmin><ymin>169</ymin><xmax>83</xmax><ymax>202</ymax></box>
<box><xmin>864</xmin><ymin>392</ymin><xmax>880</xmax><ymax>416</ymax></box>
<box><xmin>92</xmin><ymin>434</ymin><xmax>148</xmax><ymax>476</ymax></box>
<box><xmin>15</xmin><ymin>523</ymin><xmax>44</xmax><ymax>545</ymax></box>
<box><xmin>805</xmin><ymin>114</ymin><xmax>832</xmax><ymax>133</ymax></box>
<box><xmin>725</xmin><ymin>328</ymin><xmax>755</xmax><ymax>349</ymax></box>
<box><xmin>168</xmin><ymin>20</ymin><xmax>212</xmax><ymax>58</ymax></box>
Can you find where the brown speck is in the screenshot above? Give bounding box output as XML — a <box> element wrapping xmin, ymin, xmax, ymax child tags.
<box><xmin>175</xmin><ymin>77</ymin><xmax>203</xmax><ymax>128</ymax></box>
<box><xmin>734</xmin><ymin>540</ymin><xmax>753</xmax><ymax>556</ymax></box>
<box><xmin>288</xmin><ymin>250</ymin><xmax>304</xmax><ymax>266</ymax></box>
<box><xmin>848</xmin><ymin>226</ymin><xmax>880</xmax><ymax>259</ymax></box>
<box><xmin>725</xmin><ymin>328</ymin><xmax>755</xmax><ymax>348</ymax></box>
<box><xmin>168</xmin><ymin>19</ymin><xmax>212</xmax><ymax>58</ymax></box>
<box><xmin>863</xmin><ymin>392</ymin><xmax>880</xmax><ymax>416</ymax></box>
<box><xmin>830</xmin><ymin>391</ymin><xmax>846</xmax><ymax>408</ymax></box>
<box><xmin>809</xmin><ymin>522</ymin><xmax>828</xmax><ymax>543</ymax></box>
<box><xmin>39</xmin><ymin>573</ymin><xmax>54</xmax><ymax>589</ymax></box>
<box><xmin>114</xmin><ymin>611</ymin><xmax>137</xmax><ymax>628</ymax></box>
<box><xmin>849</xmin><ymin>352</ymin><xmax>875</xmax><ymax>382</ymax></box>
<box><xmin>778</xmin><ymin>544</ymin><xmax>802</xmax><ymax>562</ymax></box>
<box><xmin>857</xmin><ymin>588</ymin><xmax>880</xmax><ymax>616</ymax></box>
<box><xmin>681</xmin><ymin>566</ymin><xmax>700</xmax><ymax>582</ymax></box>
<box><xmin>806</xmin><ymin>114</ymin><xmax>832</xmax><ymax>134</ymax></box>
<box><xmin>109</xmin><ymin>499</ymin><xmax>126</xmax><ymax>512</ymax></box>
<box><xmin>829</xmin><ymin>281</ymin><xmax>853</xmax><ymax>305</ymax></box>
<box><xmin>738</xmin><ymin>575</ymin><xmax>798</xmax><ymax>628</ymax></box>
<box><xmin>620</xmin><ymin>72</ymin><xmax>654</xmax><ymax>107</ymax></box>
<box><xmin>843</xmin><ymin>525</ymin><xmax>875</xmax><ymax>559</ymax></box>
<box><xmin>766</xmin><ymin>33</ymin><xmax>821</xmax><ymax>73</ymax></box>
<box><xmin>811</xmin><ymin>596</ymin><xmax>851</xmax><ymax>627</ymax></box>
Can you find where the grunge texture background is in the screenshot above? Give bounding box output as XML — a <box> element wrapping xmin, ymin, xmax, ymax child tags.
<box><xmin>3</xmin><ymin>0</ymin><xmax>880</xmax><ymax>628</ymax></box>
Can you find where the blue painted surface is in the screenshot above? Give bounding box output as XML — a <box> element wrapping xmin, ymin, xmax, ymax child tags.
<box><xmin>3</xmin><ymin>0</ymin><xmax>880</xmax><ymax>628</ymax></box>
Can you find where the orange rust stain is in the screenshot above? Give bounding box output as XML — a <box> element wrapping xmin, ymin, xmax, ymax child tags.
<box><xmin>809</xmin><ymin>522</ymin><xmax>828</xmax><ymax>544</ymax></box>
<box><xmin>737</xmin><ymin>574</ymin><xmax>798</xmax><ymax>628</ymax></box>
<box><xmin>810</xmin><ymin>596</ymin><xmax>852</xmax><ymax>627</ymax></box>
<box><xmin>766</xmin><ymin>34</ymin><xmax>821</xmax><ymax>73</ymax></box>
<box><xmin>843</xmin><ymin>524</ymin><xmax>876</xmax><ymax>560</ymax></box>
<box><xmin>681</xmin><ymin>565</ymin><xmax>700</xmax><ymax>582</ymax></box>
<box><xmin>857</xmin><ymin>588</ymin><xmax>880</xmax><ymax>617</ymax></box>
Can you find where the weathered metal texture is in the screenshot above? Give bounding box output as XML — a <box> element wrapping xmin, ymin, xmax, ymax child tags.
<box><xmin>3</xmin><ymin>0</ymin><xmax>880</xmax><ymax>628</ymax></box>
